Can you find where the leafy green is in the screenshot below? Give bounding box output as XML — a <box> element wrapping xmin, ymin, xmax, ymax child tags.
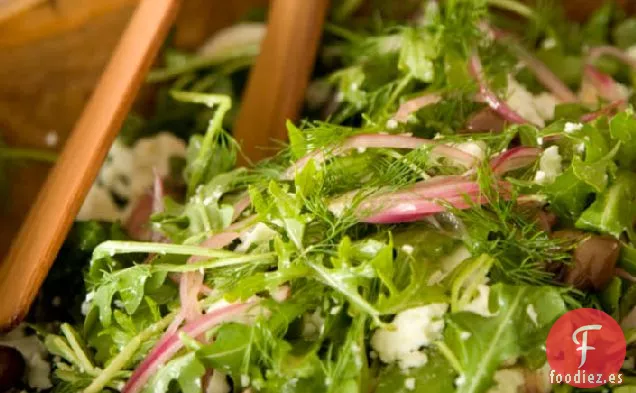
<box><xmin>445</xmin><ymin>284</ymin><xmax>567</xmax><ymax>393</ymax></box>
<box><xmin>144</xmin><ymin>352</ymin><xmax>205</xmax><ymax>393</ymax></box>
<box><xmin>576</xmin><ymin>170</ymin><xmax>636</xmax><ymax>240</ymax></box>
<box><xmin>375</xmin><ymin>350</ymin><xmax>455</xmax><ymax>393</ymax></box>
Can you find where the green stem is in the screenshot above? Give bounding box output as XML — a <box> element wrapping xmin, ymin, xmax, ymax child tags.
<box><xmin>487</xmin><ymin>0</ymin><xmax>535</xmax><ymax>20</ymax></box>
<box><xmin>0</xmin><ymin>147</ymin><xmax>58</xmax><ymax>163</ymax></box>
<box><xmin>152</xmin><ymin>252</ymin><xmax>276</xmax><ymax>272</ymax></box>
<box><xmin>60</xmin><ymin>324</ymin><xmax>98</xmax><ymax>375</ymax></box>
<box><xmin>82</xmin><ymin>295</ymin><xmax>222</xmax><ymax>393</ymax></box>
<box><xmin>147</xmin><ymin>50</ymin><xmax>257</xmax><ymax>83</ymax></box>
<box><xmin>93</xmin><ymin>241</ymin><xmax>241</xmax><ymax>260</ymax></box>
<box><xmin>435</xmin><ymin>341</ymin><xmax>464</xmax><ymax>375</ymax></box>
<box><xmin>82</xmin><ymin>314</ymin><xmax>175</xmax><ymax>393</ymax></box>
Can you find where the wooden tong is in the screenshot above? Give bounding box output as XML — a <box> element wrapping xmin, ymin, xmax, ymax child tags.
<box><xmin>0</xmin><ymin>0</ymin><xmax>181</xmax><ymax>330</ymax></box>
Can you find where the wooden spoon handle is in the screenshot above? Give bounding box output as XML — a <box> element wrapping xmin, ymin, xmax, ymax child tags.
<box><xmin>233</xmin><ymin>0</ymin><xmax>329</xmax><ymax>164</ymax></box>
<box><xmin>0</xmin><ymin>0</ymin><xmax>181</xmax><ymax>330</ymax></box>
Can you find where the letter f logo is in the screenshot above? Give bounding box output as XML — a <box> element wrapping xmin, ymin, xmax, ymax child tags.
<box><xmin>572</xmin><ymin>324</ymin><xmax>602</xmax><ymax>368</ymax></box>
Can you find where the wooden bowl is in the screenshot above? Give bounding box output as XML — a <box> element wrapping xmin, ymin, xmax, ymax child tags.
<box><xmin>0</xmin><ymin>0</ymin><xmax>633</xmax><ymax>328</ymax></box>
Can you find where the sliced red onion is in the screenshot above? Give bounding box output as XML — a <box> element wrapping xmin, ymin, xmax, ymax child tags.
<box><xmin>468</xmin><ymin>54</ymin><xmax>532</xmax><ymax>125</ymax></box>
<box><xmin>490</xmin><ymin>147</ymin><xmax>542</xmax><ymax>175</ymax></box>
<box><xmin>362</xmin><ymin>194</ymin><xmax>480</xmax><ymax>223</ymax></box>
<box><xmin>180</xmin><ymin>232</ymin><xmax>242</xmax><ymax>323</ymax></box>
<box><xmin>357</xmin><ymin>175</ymin><xmax>512</xmax><ymax>223</ymax></box>
<box><xmin>583</xmin><ymin>65</ymin><xmax>626</xmax><ymax>102</ymax></box>
<box><xmin>393</xmin><ymin>93</ymin><xmax>442</xmax><ymax>122</ymax></box>
<box><xmin>232</xmin><ymin>193</ymin><xmax>251</xmax><ymax>221</ymax></box>
<box><xmin>580</xmin><ymin>99</ymin><xmax>627</xmax><ymax>122</ymax></box>
<box><xmin>283</xmin><ymin>134</ymin><xmax>478</xmax><ymax>179</ymax></box>
<box><xmin>588</xmin><ymin>46</ymin><xmax>636</xmax><ymax>70</ymax></box>
<box><xmin>123</xmin><ymin>302</ymin><xmax>255</xmax><ymax>393</ymax></box>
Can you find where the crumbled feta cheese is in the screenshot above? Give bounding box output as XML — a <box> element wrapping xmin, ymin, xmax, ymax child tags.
<box><xmin>78</xmin><ymin>132</ymin><xmax>186</xmax><ymax>222</ymax></box>
<box><xmin>81</xmin><ymin>292</ymin><xmax>94</xmax><ymax>316</ymax></box>
<box><xmin>370</xmin><ymin>303</ymin><xmax>448</xmax><ymax>369</ymax></box>
<box><xmin>236</xmin><ymin>223</ymin><xmax>278</xmax><ymax>252</ymax></box>
<box><xmin>386</xmin><ymin>119</ymin><xmax>399</xmax><ymax>130</ymax></box>
<box><xmin>526</xmin><ymin>304</ymin><xmax>538</xmax><ymax>326</ymax></box>
<box><xmin>487</xmin><ymin>369</ymin><xmax>525</xmax><ymax>393</ymax></box>
<box><xmin>455</xmin><ymin>374</ymin><xmax>466</xmax><ymax>387</ymax></box>
<box><xmin>401</xmin><ymin>244</ymin><xmax>415</xmax><ymax>255</ymax></box>
<box><xmin>0</xmin><ymin>325</ymin><xmax>52</xmax><ymax>389</ymax></box>
<box><xmin>404</xmin><ymin>377</ymin><xmax>416</xmax><ymax>391</ymax></box>
<box><xmin>198</xmin><ymin>23</ymin><xmax>266</xmax><ymax>58</ymax></box>
<box><xmin>454</xmin><ymin>141</ymin><xmax>487</xmax><ymax>162</ymax></box>
<box><xmin>535</xmin><ymin>146</ymin><xmax>562</xmax><ymax>185</ymax></box>
<box><xmin>506</xmin><ymin>77</ymin><xmax>556</xmax><ymax>127</ymax></box>
<box><xmin>461</xmin><ymin>285</ymin><xmax>494</xmax><ymax>317</ymax></box>
<box><xmin>564</xmin><ymin>122</ymin><xmax>583</xmax><ymax>133</ymax></box>
<box><xmin>543</xmin><ymin>37</ymin><xmax>557</xmax><ymax>49</ymax></box>
<box><xmin>575</xmin><ymin>143</ymin><xmax>585</xmax><ymax>154</ymax></box>
<box><xmin>45</xmin><ymin>130</ymin><xmax>58</xmax><ymax>147</ymax></box>
<box><xmin>302</xmin><ymin>309</ymin><xmax>325</xmax><ymax>338</ymax></box>
<box><xmin>241</xmin><ymin>375</ymin><xmax>251</xmax><ymax>387</ymax></box>
<box><xmin>427</xmin><ymin>246</ymin><xmax>472</xmax><ymax>285</ymax></box>
<box><xmin>460</xmin><ymin>331</ymin><xmax>471</xmax><ymax>340</ymax></box>
<box><xmin>206</xmin><ymin>370</ymin><xmax>230</xmax><ymax>393</ymax></box>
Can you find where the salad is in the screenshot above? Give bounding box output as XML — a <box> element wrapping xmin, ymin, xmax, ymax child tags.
<box><xmin>2</xmin><ymin>0</ymin><xmax>636</xmax><ymax>392</ymax></box>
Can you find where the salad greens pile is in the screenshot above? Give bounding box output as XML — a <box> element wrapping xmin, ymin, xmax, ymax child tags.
<box><xmin>9</xmin><ymin>1</ymin><xmax>636</xmax><ymax>393</ymax></box>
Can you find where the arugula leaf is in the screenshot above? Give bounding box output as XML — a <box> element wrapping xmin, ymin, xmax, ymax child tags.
<box><xmin>545</xmin><ymin>167</ymin><xmax>595</xmax><ymax>220</ymax></box>
<box><xmin>375</xmin><ymin>350</ymin><xmax>455</xmax><ymax>393</ymax></box>
<box><xmin>398</xmin><ymin>28</ymin><xmax>438</xmax><ymax>83</ymax></box>
<box><xmin>198</xmin><ymin>322</ymin><xmax>252</xmax><ymax>386</ymax></box>
<box><xmin>445</xmin><ymin>284</ymin><xmax>566</xmax><ymax>393</ymax></box>
<box><xmin>144</xmin><ymin>352</ymin><xmax>205</xmax><ymax>393</ymax></box>
<box><xmin>172</xmin><ymin>91</ymin><xmax>234</xmax><ymax>196</ymax></box>
<box><xmin>89</xmin><ymin>265</ymin><xmax>153</xmax><ymax>326</ymax></box>
<box><xmin>610</xmin><ymin>109</ymin><xmax>636</xmax><ymax>167</ymax></box>
<box><xmin>576</xmin><ymin>170</ymin><xmax>636</xmax><ymax>240</ymax></box>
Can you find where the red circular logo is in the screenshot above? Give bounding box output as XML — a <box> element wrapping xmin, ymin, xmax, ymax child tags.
<box><xmin>546</xmin><ymin>308</ymin><xmax>626</xmax><ymax>388</ymax></box>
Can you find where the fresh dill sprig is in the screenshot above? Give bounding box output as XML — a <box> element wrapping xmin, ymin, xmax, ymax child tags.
<box><xmin>452</xmin><ymin>161</ymin><xmax>571</xmax><ymax>285</ymax></box>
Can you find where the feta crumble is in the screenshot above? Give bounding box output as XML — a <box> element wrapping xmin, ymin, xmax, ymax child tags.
<box><xmin>506</xmin><ymin>77</ymin><xmax>557</xmax><ymax>127</ymax></box>
<box><xmin>535</xmin><ymin>146</ymin><xmax>562</xmax><ymax>185</ymax></box>
<box><xmin>370</xmin><ymin>303</ymin><xmax>448</xmax><ymax>369</ymax></box>
<box><xmin>77</xmin><ymin>132</ymin><xmax>186</xmax><ymax>222</ymax></box>
<box><xmin>0</xmin><ymin>325</ymin><xmax>52</xmax><ymax>389</ymax></box>
<box><xmin>461</xmin><ymin>285</ymin><xmax>494</xmax><ymax>317</ymax></box>
<box><xmin>302</xmin><ymin>309</ymin><xmax>325</xmax><ymax>338</ymax></box>
<box><xmin>563</xmin><ymin>122</ymin><xmax>583</xmax><ymax>133</ymax></box>
<box><xmin>404</xmin><ymin>377</ymin><xmax>416</xmax><ymax>391</ymax></box>
<box><xmin>487</xmin><ymin>369</ymin><xmax>525</xmax><ymax>393</ymax></box>
<box><xmin>401</xmin><ymin>244</ymin><xmax>415</xmax><ymax>255</ymax></box>
<box><xmin>206</xmin><ymin>370</ymin><xmax>230</xmax><ymax>393</ymax></box>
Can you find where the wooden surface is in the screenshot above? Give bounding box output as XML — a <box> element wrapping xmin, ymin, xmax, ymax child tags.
<box><xmin>0</xmin><ymin>1</ymin><xmax>138</xmax><ymax>259</ymax></box>
<box><xmin>234</xmin><ymin>0</ymin><xmax>329</xmax><ymax>164</ymax></box>
<box><xmin>0</xmin><ymin>0</ymin><xmax>181</xmax><ymax>330</ymax></box>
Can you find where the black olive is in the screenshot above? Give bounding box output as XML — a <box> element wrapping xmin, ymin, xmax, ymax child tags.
<box><xmin>0</xmin><ymin>345</ymin><xmax>26</xmax><ymax>390</ymax></box>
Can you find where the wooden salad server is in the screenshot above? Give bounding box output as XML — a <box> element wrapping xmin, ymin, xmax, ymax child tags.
<box><xmin>234</xmin><ymin>0</ymin><xmax>330</xmax><ymax>164</ymax></box>
<box><xmin>0</xmin><ymin>0</ymin><xmax>181</xmax><ymax>330</ymax></box>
